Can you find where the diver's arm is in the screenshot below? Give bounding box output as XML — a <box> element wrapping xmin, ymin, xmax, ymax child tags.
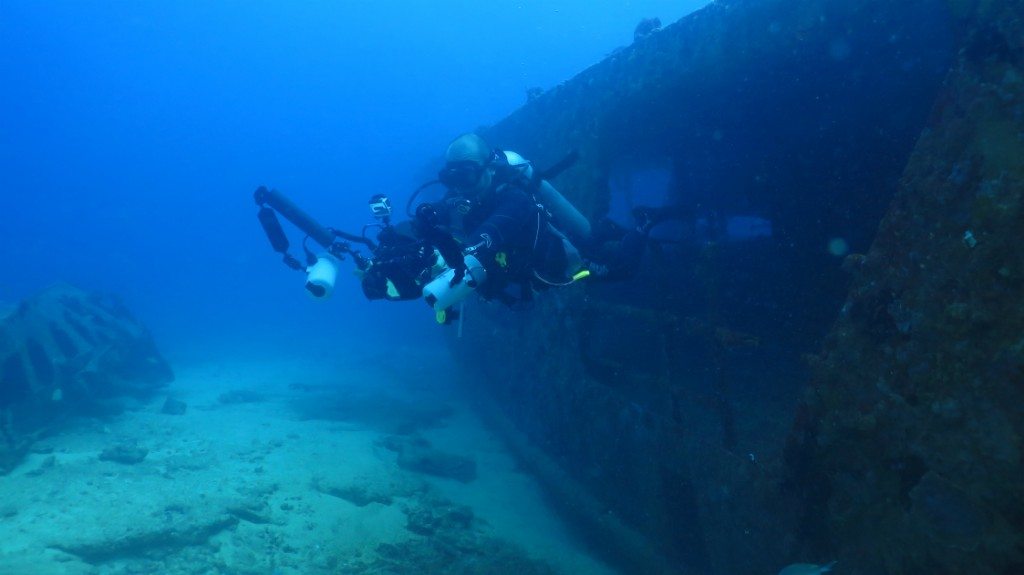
<box><xmin>421</xmin><ymin>190</ymin><xmax>534</xmax><ymax>312</ymax></box>
<box><xmin>463</xmin><ymin>189</ymin><xmax>536</xmax><ymax>264</ymax></box>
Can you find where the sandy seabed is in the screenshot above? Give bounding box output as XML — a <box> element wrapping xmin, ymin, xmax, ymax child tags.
<box><xmin>0</xmin><ymin>351</ymin><xmax>615</xmax><ymax>575</ymax></box>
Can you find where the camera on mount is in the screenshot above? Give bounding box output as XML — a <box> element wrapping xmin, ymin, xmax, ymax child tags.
<box><xmin>369</xmin><ymin>194</ymin><xmax>392</xmax><ymax>222</ymax></box>
<box><xmin>255</xmin><ymin>187</ymin><xmax>475</xmax><ymax>310</ymax></box>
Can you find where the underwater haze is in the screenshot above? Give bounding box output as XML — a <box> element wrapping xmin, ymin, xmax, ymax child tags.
<box><xmin>5</xmin><ymin>0</ymin><xmax>1020</xmax><ymax>574</ymax></box>
<box><xmin>1</xmin><ymin>2</ymin><xmax>718</xmax><ymax>575</ymax></box>
<box><xmin>1</xmin><ymin>1</ymin><xmax>706</xmax><ymax>361</ymax></box>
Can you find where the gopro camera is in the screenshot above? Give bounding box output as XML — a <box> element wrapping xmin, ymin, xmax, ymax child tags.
<box><xmin>369</xmin><ymin>194</ymin><xmax>392</xmax><ymax>220</ymax></box>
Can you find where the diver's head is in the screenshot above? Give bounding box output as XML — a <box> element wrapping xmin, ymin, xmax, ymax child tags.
<box><xmin>438</xmin><ymin>133</ymin><xmax>495</xmax><ymax>196</ymax></box>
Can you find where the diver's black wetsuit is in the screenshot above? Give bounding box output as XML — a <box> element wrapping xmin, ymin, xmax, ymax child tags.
<box><xmin>361</xmin><ymin>168</ymin><xmax>645</xmax><ymax>304</ymax></box>
<box><xmin>429</xmin><ymin>179</ymin><xmax>573</xmax><ymax>302</ymax></box>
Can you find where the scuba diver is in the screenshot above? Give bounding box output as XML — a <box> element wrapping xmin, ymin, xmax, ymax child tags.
<box><xmin>254</xmin><ymin>133</ymin><xmax>652</xmax><ymax>324</ymax></box>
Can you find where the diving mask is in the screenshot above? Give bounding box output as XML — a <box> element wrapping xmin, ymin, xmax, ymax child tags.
<box><xmin>438</xmin><ymin>160</ymin><xmax>486</xmax><ymax>190</ymax></box>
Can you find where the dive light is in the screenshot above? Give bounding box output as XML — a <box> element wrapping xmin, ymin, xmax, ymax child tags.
<box><xmin>305</xmin><ymin>253</ymin><xmax>341</xmax><ymax>298</ymax></box>
<box><xmin>422</xmin><ymin>254</ymin><xmax>486</xmax><ymax>311</ymax></box>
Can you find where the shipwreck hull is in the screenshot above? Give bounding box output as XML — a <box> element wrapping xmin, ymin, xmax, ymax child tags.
<box><xmin>786</xmin><ymin>1</ymin><xmax>1024</xmax><ymax>572</ymax></box>
<box><xmin>448</xmin><ymin>0</ymin><xmax>1022</xmax><ymax>573</ymax></box>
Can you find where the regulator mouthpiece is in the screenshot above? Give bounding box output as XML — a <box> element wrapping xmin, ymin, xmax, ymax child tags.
<box><xmin>305</xmin><ymin>253</ymin><xmax>341</xmax><ymax>299</ymax></box>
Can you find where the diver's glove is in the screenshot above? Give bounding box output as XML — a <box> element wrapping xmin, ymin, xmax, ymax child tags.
<box><xmin>414</xmin><ymin>203</ymin><xmax>467</xmax><ymax>284</ymax></box>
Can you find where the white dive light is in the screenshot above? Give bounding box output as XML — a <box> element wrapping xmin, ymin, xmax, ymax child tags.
<box><xmin>305</xmin><ymin>253</ymin><xmax>341</xmax><ymax>299</ymax></box>
<box><xmin>422</xmin><ymin>254</ymin><xmax>486</xmax><ymax>311</ymax></box>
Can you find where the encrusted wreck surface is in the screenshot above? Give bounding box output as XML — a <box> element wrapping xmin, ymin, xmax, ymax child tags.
<box><xmin>787</xmin><ymin>1</ymin><xmax>1024</xmax><ymax>573</ymax></box>
<box><xmin>451</xmin><ymin>0</ymin><xmax>1022</xmax><ymax>573</ymax></box>
<box><xmin>0</xmin><ymin>284</ymin><xmax>173</xmax><ymax>473</ymax></box>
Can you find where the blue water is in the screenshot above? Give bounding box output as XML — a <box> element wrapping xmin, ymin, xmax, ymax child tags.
<box><xmin>1</xmin><ymin>1</ymin><xmax>708</xmax><ymax>361</ymax></box>
<box><xmin>1</xmin><ymin>2</ymin><xmax>983</xmax><ymax>574</ymax></box>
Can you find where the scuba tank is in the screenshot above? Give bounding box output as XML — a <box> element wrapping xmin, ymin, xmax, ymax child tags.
<box><xmin>501</xmin><ymin>150</ymin><xmax>592</xmax><ymax>242</ymax></box>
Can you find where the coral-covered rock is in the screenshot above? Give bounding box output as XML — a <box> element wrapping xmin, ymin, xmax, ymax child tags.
<box><xmin>98</xmin><ymin>444</ymin><xmax>149</xmax><ymax>465</ymax></box>
<box><xmin>160</xmin><ymin>396</ymin><xmax>187</xmax><ymax>415</ymax></box>
<box><xmin>384</xmin><ymin>434</ymin><xmax>477</xmax><ymax>483</ymax></box>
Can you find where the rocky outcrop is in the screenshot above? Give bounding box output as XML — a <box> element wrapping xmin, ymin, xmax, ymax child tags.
<box><xmin>0</xmin><ymin>284</ymin><xmax>172</xmax><ymax>473</ymax></box>
<box><xmin>379</xmin><ymin>433</ymin><xmax>478</xmax><ymax>483</ymax></box>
